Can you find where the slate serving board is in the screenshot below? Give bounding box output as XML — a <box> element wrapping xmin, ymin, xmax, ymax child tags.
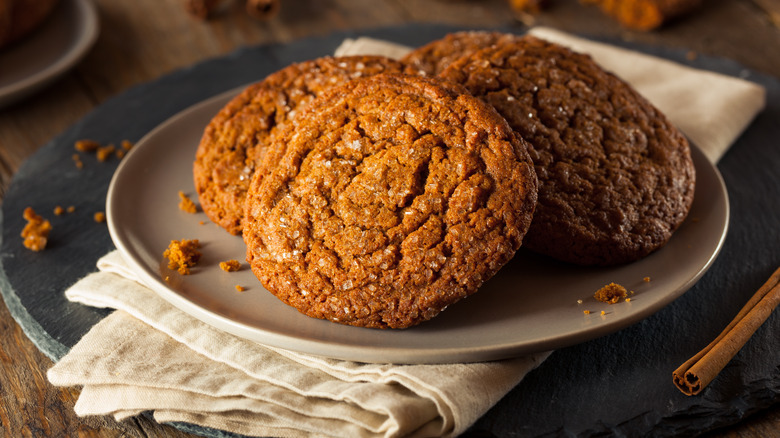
<box><xmin>1</xmin><ymin>23</ymin><xmax>778</xmax><ymax>438</ymax></box>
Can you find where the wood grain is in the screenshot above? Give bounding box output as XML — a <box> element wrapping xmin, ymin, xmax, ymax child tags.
<box><xmin>750</xmin><ymin>0</ymin><xmax>780</xmax><ymax>27</ymax></box>
<box><xmin>0</xmin><ymin>298</ymin><xmax>191</xmax><ymax>436</ymax></box>
<box><xmin>1</xmin><ymin>0</ymin><xmax>779</xmax><ymax>436</ymax></box>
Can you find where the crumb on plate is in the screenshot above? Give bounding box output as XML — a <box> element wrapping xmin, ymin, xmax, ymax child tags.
<box><xmin>178</xmin><ymin>191</ymin><xmax>198</xmax><ymax>213</ymax></box>
<box><xmin>594</xmin><ymin>282</ymin><xmax>628</xmax><ymax>304</ymax></box>
<box><xmin>220</xmin><ymin>260</ymin><xmax>241</xmax><ymax>272</ymax></box>
<box><xmin>163</xmin><ymin>239</ymin><xmax>201</xmax><ymax>275</ymax></box>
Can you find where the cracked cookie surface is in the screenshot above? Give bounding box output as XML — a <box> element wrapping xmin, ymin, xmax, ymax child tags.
<box><xmin>193</xmin><ymin>55</ymin><xmax>404</xmax><ymax>235</ymax></box>
<box><xmin>243</xmin><ymin>73</ymin><xmax>538</xmax><ymax>328</ymax></box>
<box><xmin>439</xmin><ymin>35</ymin><xmax>695</xmax><ymax>265</ymax></box>
<box><xmin>401</xmin><ymin>30</ymin><xmax>519</xmax><ymax>76</ymax></box>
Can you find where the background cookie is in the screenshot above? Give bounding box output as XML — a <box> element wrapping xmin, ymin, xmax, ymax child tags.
<box><xmin>193</xmin><ymin>55</ymin><xmax>403</xmax><ymax>235</ymax></box>
<box><xmin>401</xmin><ymin>30</ymin><xmax>518</xmax><ymax>76</ymax></box>
<box><xmin>0</xmin><ymin>0</ymin><xmax>60</xmax><ymax>49</ymax></box>
<box><xmin>243</xmin><ymin>73</ymin><xmax>538</xmax><ymax>329</ymax></box>
<box><xmin>439</xmin><ymin>35</ymin><xmax>695</xmax><ymax>266</ymax></box>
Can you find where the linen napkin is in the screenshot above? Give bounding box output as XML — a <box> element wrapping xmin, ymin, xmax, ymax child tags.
<box><xmin>48</xmin><ymin>28</ymin><xmax>766</xmax><ymax>438</ymax></box>
<box><xmin>50</xmin><ymin>251</ymin><xmax>549</xmax><ymax>437</ymax></box>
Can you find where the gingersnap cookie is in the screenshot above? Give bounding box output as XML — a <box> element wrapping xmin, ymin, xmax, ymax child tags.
<box><xmin>193</xmin><ymin>55</ymin><xmax>404</xmax><ymax>235</ymax></box>
<box><xmin>243</xmin><ymin>73</ymin><xmax>538</xmax><ymax>329</ymax></box>
<box><xmin>439</xmin><ymin>35</ymin><xmax>695</xmax><ymax>265</ymax></box>
<box><xmin>401</xmin><ymin>30</ymin><xmax>519</xmax><ymax>76</ymax></box>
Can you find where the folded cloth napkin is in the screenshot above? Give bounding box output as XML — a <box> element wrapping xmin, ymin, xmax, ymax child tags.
<box><xmin>48</xmin><ymin>27</ymin><xmax>766</xmax><ymax>438</ymax></box>
<box><xmin>49</xmin><ymin>251</ymin><xmax>550</xmax><ymax>437</ymax></box>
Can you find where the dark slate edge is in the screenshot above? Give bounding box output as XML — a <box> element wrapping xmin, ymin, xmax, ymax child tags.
<box><xmin>464</xmin><ymin>36</ymin><xmax>780</xmax><ymax>437</ymax></box>
<box><xmin>1</xmin><ymin>22</ymin><xmax>778</xmax><ymax>438</ymax></box>
<box><xmin>0</xmin><ymin>210</ymin><xmax>70</xmax><ymax>361</ymax></box>
<box><xmin>0</xmin><ymin>22</ymin><xmax>473</xmax><ymax>360</ymax></box>
<box><xmin>0</xmin><ymin>22</ymin><xmax>470</xmax><ymax>438</ymax></box>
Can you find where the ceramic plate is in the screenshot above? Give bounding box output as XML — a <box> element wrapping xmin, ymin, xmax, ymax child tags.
<box><xmin>106</xmin><ymin>89</ymin><xmax>729</xmax><ymax>364</ymax></box>
<box><xmin>0</xmin><ymin>0</ymin><xmax>99</xmax><ymax>108</ymax></box>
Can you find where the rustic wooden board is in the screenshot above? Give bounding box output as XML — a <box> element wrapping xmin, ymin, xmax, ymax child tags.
<box><xmin>1</xmin><ymin>24</ymin><xmax>778</xmax><ymax>437</ymax></box>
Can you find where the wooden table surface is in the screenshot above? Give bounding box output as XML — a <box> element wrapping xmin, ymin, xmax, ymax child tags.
<box><xmin>1</xmin><ymin>0</ymin><xmax>779</xmax><ymax>436</ymax></box>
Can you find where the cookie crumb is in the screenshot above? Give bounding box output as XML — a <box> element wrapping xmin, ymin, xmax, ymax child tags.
<box><xmin>577</xmin><ymin>299</ymin><xmax>583</xmax><ymax>304</ymax></box>
<box><xmin>72</xmin><ymin>154</ymin><xmax>83</xmax><ymax>169</ymax></box>
<box><xmin>66</xmin><ymin>206</ymin><xmax>76</xmax><ymax>213</ymax></box>
<box><xmin>643</xmin><ymin>276</ymin><xmax>651</xmax><ymax>283</ymax></box>
<box><xmin>121</xmin><ymin>140</ymin><xmax>134</xmax><ymax>151</ymax></box>
<box><xmin>594</xmin><ymin>282</ymin><xmax>628</xmax><ymax>304</ymax></box>
<box><xmin>600</xmin><ymin>310</ymin><xmax>606</xmax><ymax>316</ymax></box>
<box><xmin>163</xmin><ymin>239</ymin><xmax>201</xmax><ymax>275</ymax></box>
<box><xmin>583</xmin><ymin>310</ymin><xmax>591</xmax><ymax>315</ymax></box>
<box><xmin>235</xmin><ymin>285</ymin><xmax>246</xmax><ymax>292</ymax></box>
<box><xmin>96</xmin><ymin>144</ymin><xmax>115</xmax><ymax>162</ymax></box>
<box><xmin>94</xmin><ymin>212</ymin><xmax>106</xmax><ymax>223</ymax></box>
<box><xmin>21</xmin><ymin>208</ymin><xmax>52</xmax><ymax>251</ymax></box>
<box><xmin>74</xmin><ymin>139</ymin><xmax>100</xmax><ymax>152</ymax></box>
<box><xmin>220</xmin><ymin>260</ymin><xmax>241</xmax><ymax>272</ymax></box>
<box><xmin>53</xmin><ymin>206</ymin><xmax>65</xmax><ymax>216</ymax></box>
<box><xmin>178</xmin><ymin>191</ymin><xmax>198</xmax><ymax>213</ymax></box>
<box><xmin>626</xmin><ymin>297</ymin><xmax>632</xmax><ymax>302</ymax></box>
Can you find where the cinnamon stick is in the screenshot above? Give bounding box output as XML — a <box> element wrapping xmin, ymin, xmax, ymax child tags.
<box><xmin>673</xmin><ymin>266</ymin><xmax>780</xmax><ymax>396</ymax></box>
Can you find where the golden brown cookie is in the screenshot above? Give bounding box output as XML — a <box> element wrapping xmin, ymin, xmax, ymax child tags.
<box><xmin>193</xmin><ymin>55</ymin><xmax>404</xmax><ymax>235</ymax></box>
<box><xmin>439</xmin><ymin>34</ymin><xmax>695</xmax><ymax>265</ymax></box>
<box><xmin>401</xmin><ymin>30</ymin><xmax>518</xmax><ymax>77</ymax></box>
<box><xmin>243</xmin><ymin>73</ymin><xmax>538</xmax><ymax>329</ymax></box>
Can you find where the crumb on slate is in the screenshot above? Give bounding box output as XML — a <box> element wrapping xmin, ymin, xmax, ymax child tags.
<box><xmin>21</xmin><ymin>207</ymin><xmax>52</xmax><ymax>251</ymax></box>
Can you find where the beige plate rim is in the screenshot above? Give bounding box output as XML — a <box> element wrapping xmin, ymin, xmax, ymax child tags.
<box><xmin>106</xmin><ymin>89</ymin><xmax>729</xmax><ymax>364</ymax></box>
